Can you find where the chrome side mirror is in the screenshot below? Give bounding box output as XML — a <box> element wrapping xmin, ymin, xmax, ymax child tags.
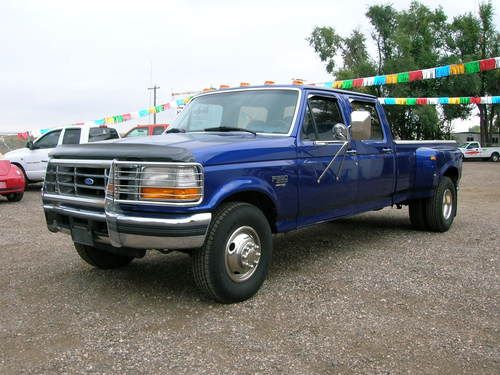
<box><xmin>332</xmin><ymin>123</ymin><xmax>350</xmax><ymax>142</ymax></box>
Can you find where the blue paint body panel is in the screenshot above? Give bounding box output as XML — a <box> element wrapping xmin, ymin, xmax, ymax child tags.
<box><xmin>118</xmin><ymin>85</ymin><xmax>463</xmax><ymax>233</ymax></box>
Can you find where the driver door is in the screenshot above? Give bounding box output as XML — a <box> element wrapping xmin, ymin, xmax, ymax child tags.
<box><xmin>25</xmin><ymin>129</ymin><xmax>62</xmax><ymax>180</ymax></box>
<box><xmin>297</xmin><ymin>94</ymin><xmax>358</xmax><ymax>227</ymax></box>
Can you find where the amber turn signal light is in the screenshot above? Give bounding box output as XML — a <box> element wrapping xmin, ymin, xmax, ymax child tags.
<box><xmin>140</xmin><ymin>187</ymin><xmax>201</xmax><ymax>201</ymax></box>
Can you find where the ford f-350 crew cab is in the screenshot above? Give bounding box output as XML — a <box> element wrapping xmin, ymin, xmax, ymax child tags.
<box><xmin>42</xmin><ymin>86</ymin><xmax>462</xmax><ymax>303</ymax></box>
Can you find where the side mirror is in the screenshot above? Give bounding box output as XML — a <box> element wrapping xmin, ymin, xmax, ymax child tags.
<box><xmin>26</xmin><ymin>141</ymin><xmax>34</xmax><ymax>150</ymax></box>
<box><xmin>332</xmin><ymin>123</ymin><xmax>350</xmax><ymax>142</ymax></box>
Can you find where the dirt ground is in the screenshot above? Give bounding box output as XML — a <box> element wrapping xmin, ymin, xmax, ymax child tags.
<box><xmin>0</xmin><ymin>162</ymin><xmax>499</xmax><ymax>374</ymax></box>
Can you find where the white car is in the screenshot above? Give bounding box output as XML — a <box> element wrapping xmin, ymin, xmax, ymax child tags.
<box><xmin>4</xmin><ymin>126</ymin><xmax>120</xmax><ymax>184</ymax></box>
<box><xmin>458</xmin><ymin>142</ymin><xmax>500</xmax><ymax>162</ymax></box>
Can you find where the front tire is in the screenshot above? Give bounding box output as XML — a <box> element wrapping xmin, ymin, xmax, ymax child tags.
<box><xmin>6</xmin><ymin>192</ymin><xmax>23</xmax><ymax>202</ymax></box>
<box><xmin>192</xmin><ymin>202</ymin><xmax>272</xmax><ymax>303</ymax></box>
<box><xmin>74</xmin><ymin>243</ymin><xmax>134</xmax><ymax>269</ymax></box>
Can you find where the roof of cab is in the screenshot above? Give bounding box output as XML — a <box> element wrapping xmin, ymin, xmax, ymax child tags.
<box><xmin>194</xmin><ymin>84</ymin><xmax>376</xmax><ymax>99</ymax></box>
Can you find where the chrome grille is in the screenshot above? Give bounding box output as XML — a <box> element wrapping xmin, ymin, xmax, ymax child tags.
<box><xmin>44</xmin><ymin>160</ymin><xmax>111</xmax><ymax>199</ymax></box>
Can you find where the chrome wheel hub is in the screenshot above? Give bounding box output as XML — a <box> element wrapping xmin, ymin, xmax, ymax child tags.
<box><xmin>442</xmin><ymin>188</ymin><xmax>453</xmax><ymax>220</ymax></box>
<box><xmin>225</xmin><ymin>226</ymin><xmax>261</xmax><ymax>282</ymax></box>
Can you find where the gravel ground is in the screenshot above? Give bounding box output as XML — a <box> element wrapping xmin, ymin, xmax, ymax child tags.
<box><xmin>0</xmin><ymin>162</ymin><xmax>499</xmax><ymax>374</ymax></box>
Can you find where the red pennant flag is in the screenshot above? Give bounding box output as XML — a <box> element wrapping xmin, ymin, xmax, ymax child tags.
<box><xmin>409</xmin><ymin>70</ymin><xmax>423</xmax><ymax>81</ymax></box>
<box><xmin>353</xmin><ymin>78</ymin><xmax>364</xmax><ymax>87</ymax></box>
<box><xmin>470</xmin><ymin>97</ymin><xmax>481</xmax><ymax>104</ymax></box>
<box><xmin>479</xmin><ymin>58</ymin><xmax>495</xmax><ymax>71</ymax></box>
<box><xmin>416</xmin><ymin>98</ymin><xmax>427</xmax><ymax>105</ymax></box>
<box><xmin>122</xmin><ymin>113</ymin><xmax>131</xmax><ymax>121</ymax></box>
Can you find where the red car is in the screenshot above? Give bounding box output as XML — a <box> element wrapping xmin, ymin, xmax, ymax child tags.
<box><xmin>124</xmin><ymin>124</ymin><xmax>169</xmax><ymax>138</ymax></box>
<box><xmin>0</xmin><ymin>160</ymin><xmax>25</xmax><ymax>202</ymax></box>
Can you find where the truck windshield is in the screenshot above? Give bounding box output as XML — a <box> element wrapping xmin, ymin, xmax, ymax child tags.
<box><xmin>169</xmin><ymin>89</ymin><xmax>299</xmax><ymax>135</ymax></box>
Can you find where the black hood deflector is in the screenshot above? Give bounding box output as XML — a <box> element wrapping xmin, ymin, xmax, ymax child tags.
<box><xmin>50</xmin><ymin>143</ymin><xmax>195</xmax><ymax>162</ymax></box>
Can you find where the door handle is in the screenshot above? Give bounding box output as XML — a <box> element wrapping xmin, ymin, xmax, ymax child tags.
<box><xmin>346</xmin><ymin>149</ymin><xmax>357</xmax><ymax>155</ymax></box>
<box><xmin>382</xmin><ymin>148</ymin><xmax>392</xmax><ymax>153</ymax></box>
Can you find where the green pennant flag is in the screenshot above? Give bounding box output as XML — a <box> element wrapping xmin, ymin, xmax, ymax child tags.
<box><xmin>155</xmin><ymin>105</ymin><xmax>162</xmax><ymax>113</ymax></box>
<box><xmin>406</xmin><ymin>98</ymin><xmax>417</xmax><ymax>105</ymax></box>
<box><xmin>114</xmin><ymin>115</ymin><xmax>123</xmax><ymax>123</ymax></box>
<box><xmin>397</xmin><ymin>72</ymin><xmax>409</xmax><ymax>83</ymax></box>
<box><xmin>464</xmin><ymin>61</ymin><xmax>480</xmax><ymax>74</ymax></box>
<box><xmin>459</xmin><ymin>97</ymin><xmax>471</xmax><ymax>104</ymax></box>
<box><xmin>342</xmin><ymin>80</ymin><xmax>353</xmax><ymax>89</ymax></box>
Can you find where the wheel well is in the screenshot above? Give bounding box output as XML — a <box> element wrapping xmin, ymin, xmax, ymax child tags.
<box><xmin>443</xmin><ymin>167</ymin><xmax>459</xmax><ymax>186</ymax></box>
<box><xmin>221</xmin><ymin>191</ymin><xmax>277</xmax><ymax>233</ymax></box>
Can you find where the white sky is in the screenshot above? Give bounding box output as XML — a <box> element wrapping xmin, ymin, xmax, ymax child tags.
<box><xmin>0</xmin><ymin>0</ymin><xmax>497</xmax><ymax>134</ymax></box>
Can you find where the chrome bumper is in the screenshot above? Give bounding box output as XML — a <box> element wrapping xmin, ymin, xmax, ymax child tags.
<box><xmin>43</xmin><ymin>202</ymin><xmax>211</xmax><ymax>250</ymax></box>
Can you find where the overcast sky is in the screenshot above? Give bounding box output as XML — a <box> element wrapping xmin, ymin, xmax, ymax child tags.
<box><xmin>1</xmin><ymin>0</ymin><xmax>498</xmax><ymax>133</ymax></box>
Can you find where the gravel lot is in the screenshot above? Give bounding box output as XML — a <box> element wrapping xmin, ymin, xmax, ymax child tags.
<box><xmin>1</xmin><ymin>162</ymin><xmax>499</xmax><ymax>374</ymax></box>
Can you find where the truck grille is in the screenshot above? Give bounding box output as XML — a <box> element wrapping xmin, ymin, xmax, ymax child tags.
<box><xmin>43</xmin><ymin>160</ymin><xmax>111</xmax><ymax>199</ymax></box>
<box><xmin>43</xmin><ymin>159</ymin><xmax>203</xmax><ymax>207</ymax></box>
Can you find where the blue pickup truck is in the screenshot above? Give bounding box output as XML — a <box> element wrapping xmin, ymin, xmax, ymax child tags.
<box><xmin>42</xmin><ymin>86</ymin><xmax>462</xmax><ymax>302</ymax></box>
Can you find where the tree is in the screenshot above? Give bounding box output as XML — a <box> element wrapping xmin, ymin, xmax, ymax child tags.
<box><xmin>308</xmin><ymin>1</ymin><xmax>499</xmax><ymax>141</ymax></box>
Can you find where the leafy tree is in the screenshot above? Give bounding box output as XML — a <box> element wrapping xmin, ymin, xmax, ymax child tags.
<box><xmin>308</xmin><ymin>0</ymin><xmax>499</xmax><ymax>141</ymax></box>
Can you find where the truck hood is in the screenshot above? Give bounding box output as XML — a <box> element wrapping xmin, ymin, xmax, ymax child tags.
<box><xmin>50</xmin><ymin>133</ymin><xmax>296</xmax><ymax>165</ymax></box>
<box><xmin>4</xmin><ymin>147</ymin><xmax>29</xmax><ymax>161</ymax></box>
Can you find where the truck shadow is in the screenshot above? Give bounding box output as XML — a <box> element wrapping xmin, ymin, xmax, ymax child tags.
<box><xmin>65</xmin><ymin>211</ymin><xmax>414</xmax><ymax>304</ymax></box>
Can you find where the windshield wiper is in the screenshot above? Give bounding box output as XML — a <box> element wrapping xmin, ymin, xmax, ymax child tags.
<box><xmin>203</xmin><ymin>126</ymin><xmax>256</xmax><ymax>136</ymax></box>
<box><xmin>165</xmin><ymin>128</ymin><xmax>186</xmax><ymax>134</ymax></box>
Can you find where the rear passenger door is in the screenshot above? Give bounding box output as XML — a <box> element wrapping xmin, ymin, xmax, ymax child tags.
<box><xmin>350</xmin><ymin>99</ymin><xmax>395</xmax><ymax>208</ymax></box>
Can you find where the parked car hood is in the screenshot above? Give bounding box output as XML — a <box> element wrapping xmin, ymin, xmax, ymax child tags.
<box><xmin>50</xmin><ymin>133</ymin><xmax>297</xmax><ymax>165</ymax></box>
<box><xmin>4</xmin><ymin>147</ymin><xmax>29</xmax><ymax>160</ymax></box>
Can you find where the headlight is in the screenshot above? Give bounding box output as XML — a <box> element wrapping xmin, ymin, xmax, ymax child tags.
<box><xmin>140</xmin><ymin>165</ymin><xmax>202</xmax><ymax>202</ymax></box>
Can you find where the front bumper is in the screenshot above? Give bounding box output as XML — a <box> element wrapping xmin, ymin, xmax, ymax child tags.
<box><xmin>43</xmin><ymin>202</ymin><xmax>211</xmax><ymax>250</ymax></box>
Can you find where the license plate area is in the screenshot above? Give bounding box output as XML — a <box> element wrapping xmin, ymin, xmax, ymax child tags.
<box><xmin>0</xmin><ymin>182</ymin><xmax>6</xmax><ymax>189</ymax></box>
<box><xmin>70</xmin><ymin>223</ymin><xmax>94</xmax><ymax>246</ymax></box>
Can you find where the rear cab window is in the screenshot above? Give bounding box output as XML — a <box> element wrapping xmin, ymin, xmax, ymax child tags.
<box><xmin>152</xmin><ymin>126</ymin><xmax>165</xmax><ymax>135</ymax></box>
<box><xmin>89</xmin><ymin>127</ymin><xmax>119</xmax><ymax>142</ymax></box>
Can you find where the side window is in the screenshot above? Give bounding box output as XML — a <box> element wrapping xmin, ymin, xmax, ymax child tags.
<box><xmin>350</xmin><ymin>101</ymin><xmax>384</xmax><ymax>141</ymax></box>
<box><xmin>302</xmin><ymin>96</ymin><xmax>344</xmax><ymax>141</ymax></box>
<box><xmin>152</xmin><ymin>126</ymin><xmax>165</xmax><ymax>135</ymax></box>
<box><xmin>34</xmin><ymin>130</ymin><xmax>62</xmax><ymax>149</ymax></box>
<box><xmin>89</xmin><ymin>127</ymin><xmax>119</xmax><ymax>142</ymax></box>
<box><xmin>127</xmin><ymin>128</ymin><xmax>148</xmax><ymax>137</ymax></box>
<box><xmin>467</xmin><ymin>142</ymin><xmax>479</xmax><ymax>149</ymax></box>
<box><xmin>62</xmin><ymin>128</ymin><xmax>81</xmax><ymax>145</ymax></box>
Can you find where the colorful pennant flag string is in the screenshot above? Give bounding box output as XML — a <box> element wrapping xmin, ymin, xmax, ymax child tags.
<box><xmin>171</xmin><ymin>56</ymin><xmax>500</xmax><ymax>97</ymax></box>
<box><xmin>378</xmin><ymin>96</ymin><xmax>500</xmax><ymax>105</ymax></box>
<box><xmin>69</xmin><ymin>97</ymin><xmax>193</xmax><ymax>127</ymax></box>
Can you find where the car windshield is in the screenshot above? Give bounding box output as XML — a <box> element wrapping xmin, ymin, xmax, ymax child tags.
<box><xmin>169</xmin><ymin>89</ymin><xmax>299</xmax><ymax>135</ymax></box>
<box><xmin>458</xmin><ymin>143</ymin><xmax>468</xmax><ymax>148</ymax></box>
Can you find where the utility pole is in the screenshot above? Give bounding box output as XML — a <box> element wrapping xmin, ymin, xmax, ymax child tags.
<box><xmin>148</xmin><ymin>84</ymin><xmax>160</xmax><ymax>124</ymax></box>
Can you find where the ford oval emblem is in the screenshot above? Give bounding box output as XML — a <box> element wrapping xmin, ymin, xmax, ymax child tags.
<box><xmin>84</xmin><ymin>177</ymin><xmax>95</xmax><ymax>186</ymax></box>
